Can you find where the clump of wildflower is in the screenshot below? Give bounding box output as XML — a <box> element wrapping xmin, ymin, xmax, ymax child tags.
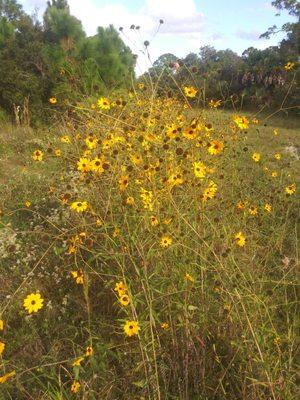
<box><xmin>202</xmin><ymin>181</ymin><xmax>217</xmax><ymax>202</ymax></box>
<box><xmin>140</xmin><ymin>188</ymin><xmax>153</xmax><ymax>211</ymax></box>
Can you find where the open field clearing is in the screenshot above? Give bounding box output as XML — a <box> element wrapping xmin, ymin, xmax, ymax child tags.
<box><xmin>0</xmin><ymin>95</ymin><xmax>299</xmax><ymax>399</ymax></box>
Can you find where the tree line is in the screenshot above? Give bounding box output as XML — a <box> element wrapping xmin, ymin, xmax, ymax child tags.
<box><xmin>0</xmin><ymin>0</ymin><xmax>136</xmax><ymax>124</ymax></box>
<box><xmin>0</xmin><ymin>0</ymin><xmax>299</xmax><ymax>125</ymax></box>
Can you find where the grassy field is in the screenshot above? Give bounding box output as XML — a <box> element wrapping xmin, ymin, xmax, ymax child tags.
<box><xmin>0</xmin><ymin>93</ymin><xmax>299</xmax><ymax>400</ymax></box>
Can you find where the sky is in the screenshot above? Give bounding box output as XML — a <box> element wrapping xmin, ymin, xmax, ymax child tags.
<box><xmin>21</xmin><ymin>0</ymin><xmax>296</xmax><ymax>74</ymax></box>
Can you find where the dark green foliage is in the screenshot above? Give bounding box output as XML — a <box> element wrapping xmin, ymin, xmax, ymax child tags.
<box><xmin>0</xmin><ymin>0</ymin><xmax>135</xmax><ymax>124</ymax></box>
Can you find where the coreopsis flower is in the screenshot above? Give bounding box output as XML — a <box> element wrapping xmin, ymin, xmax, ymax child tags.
<box><xmin>91</xmin><ymin>156</ymin><xmax>106</xmax><ymax>174</ymax></box>
<box><xmin>285</xmin><ymin>183</ymin><xmax>296</xmax><ymax>195</ymax></box>
<box><xmin>138</xmin><ymin>82</ymin><xmax>145</xmax><ymax>90</ymax></box>
<box><xmin>0</xmin><ymin>320</ymin><xmax>3</xmax><ymax>330</ymax></box>
<box><xmin>0</xmin><ymin>371</ymin><xmax>16</xmax><ymax>384</ymax></box>
<box><xmin>114</xmin><ymin>281</ymin><xmax>127</xmax><ymax>296</ymax></box>
<box><xmin>161</xmin><ymin>322</ymin><xmax>169</xmax><ymax>330</ymax></box>
<box><xmin>126</xmin><ymin>196</ymin><xmax>135</xmax><ymax>205</ymax></box>
<box><xmin>77</xmin><ymin>157</ymin><xmax>92</xmax><ymax>173</ymax></box>
<box><xmin>0</xmin><ymin>341</ymin><xmax>5</xmax><ymax>355</ymax></box>
<box><xmin>193</xmin><ymin>161</ymin><xmax>206</xmax><ymax>179</ymax></box>
<box><xmin>235</xmin><ymin>232</ymin><xmax>246</xmax><ymax>247</ymax></box>
<box><xmin>150</xmin><ymin>216</ymin><xmax>159</xmax><ymax>226</ymax></box>
<box><xmin>184</xmin><ymin>86</ymin><xmax>197</xmax><ymax>98</ymax></box>
<box><xmin>202</xmin><ymin>181</ymin><xmax>217</xmax><ymax>202</ymax></box>
<box><xmin>71</xmin><ymin>269</ymin><xmax>84</xmax><ymax>284</ymax></box>
<box><xmin>284</xmin><ymin>61</ymin><xmax>295</xmax><ymax>71</ymax></box>
<box><xmin>119</xmin><ymin>294</ymin><xmax>130</xmax><ymax>306</ymax></box>
<box><xmin>130</xmin><ymin>154</ymin><xmax>142</xmax><ymax>166</ymax></box>
<box><xmin>252</xmin><ymin>152</ymin><xmax>260</xmax><ymax>162</ymax></box>
<box><xmin>273</xmin><ymin>129</ymin><xmax>279</xmax><ymax>136</ymax></box>
<box><xmin>24</xmin><ymin>201</ymin><xmax>31</xmax><ymax>208</ymax></box>
<box><xmin>271</xmin><ymin>171</ymin><xmax>278</xmax><ymax>178</ymax></box>
<box><xmin>184</xmin><ymin>273</ymin><xmax>195</xmax><ymax>283</ymax></box>
<box><xmin>49</xmin><ymin>97</ymin><xmax>57</xmax><ymax>104</ymax></box>
<box><xmin>183</xmin><ymin>126</ymin><xmax>198</xmax><ymax>140</ymax></box>
<box><xmin>208</xmin><ymin>140</ymin><xmax>224</xmax><ymax>155</ymax></box>
<box><xmin>124</xmin><ymin>320</ymin><xmax>140</xmax><ymax>337</ymax></box>
<box><xmin>249</xmin><ymin>205</ymin><xmax>258</xmax><ymax>215</ymax></box>
<box><xmin>60</xmin><ymin>135</ymin><xmax>70</xmax><ymax>143</ymax></box>
<box><xmin>71</xmin><ymin>381</ymin><xmax>81</xmax><ymax>393</ymax></box>
<box><xmin>70</xmin><ymin>201</ymin><xmax>88</xmax><ymax>212</ymax></box>
<box><xmin>32</xmin><ymin>150</ymin><xmax>43</xmax><ymax>161</ymax></box>
<box><xmin>85</xmin><ymin>135</ymin><xmax>98</xmax><ymax>150</ymax></box>
<box><xmin>72</xmin><ymin>357</ymin><xmax>84</xmax><ymax>366</ymax></box>
<box><xmin>54</xmin><ymin>149</ymin><xmax>61</xmax><ymax>157</ymax></box>
<box><xmin>264</xmin><ymin>203</ymin><xmax>272</xmax><ymax>213</ymax></box>
<box><xmin>274</xmin><ymin>153</ymin><xmax>281</xmax><ymax>160</ymax></box>
<box><xmin>98</xmin><ymin>97</ymin><xmax>110</xmax><ymax>110</ymax></box>
<box><xmin>237</xmin><ymin>201</ymin><xmax>247</xmax><ymax>210</ymax></box>
<box><xmin>86</xmin><ymin>346</ymin><xmax>93</xmax><ymax>356</ymax></box>
<box><xmin>252</xmin><ymin>118</ymin><xmax>259</xmax><ymax>124</ymax></box>
<box><xmin>208</xmin><ymin>99</ymin><xmax>221</xmax><ymax>108</ymax></box>
<box><xmin>165</xmin><ymin>123</ymin><xmax>179</xmax><ymax>139</ymax></box>
<box><xmin>140</xmin><ymin>188</ymin><xmax>153</xmax><ymax>211</ymax></box>
<box><xmin>119</xmin><ymin>175</ymin><xmax>129</xmax><ymax>191</ymax></box>
<box><xmin>23</xmin><ymin>293</ymin><xmax>44</xmax><ymax>314</ymax></box>
<box><xmin>160</xmin><ymin>235</ymin><xmax>172</xmax><ymax>248</ymax></box>
<box><xmin>233</xmin><ymin>115</ymin><xmax>249</xmax><ymax>130</ymax></box>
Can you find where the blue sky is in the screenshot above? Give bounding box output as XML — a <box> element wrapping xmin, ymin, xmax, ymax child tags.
<box><xmin>22</xmin><ymin>0</ymin><xmax>296</xmax><ymax>73</ymax></box>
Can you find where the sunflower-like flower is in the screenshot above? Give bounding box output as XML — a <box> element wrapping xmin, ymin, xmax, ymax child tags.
<box><xmin>124</xmin><ymin>320</ymin><xmax>140</xmax><ymax>337</ymax></box>
<box><xmin>160</xmin><ymin>235</ymin><xmax>172</xmax><ymax>248</ymax></box>
<box><xmin>71</xmin><ymin>269</ymin><xmax>84</xmax><ymax>284</ymax></box>
<box><xmin>285</xmin><ymin>183</ymin><xmax>296</xmax><ymax>195</ymax></box>
<box><xmin>183</xmin><ymin>86</ymin><xmax>197</xmax><ymax>98</ymax></box>
<box><xmin>23</xmin><ymin>293</ymin><xmax>44</xmax><ymax>314</ymax></box>
<box><xmin>32</xmin><ymin>150</ymin><xmax>44</xmax><ymax>161</ymax></box>
<box><xmin>98</xmin><ymin>97</ymin><xmax>110</xmax><ymax>110</ymax></box>
<box><xmin>71</xmin><ymin>381</ymin><xmax>81</xmax><ymax>393</ymax></box>
<box><xmin>70</xmin><ymin>201</ymin><xmax>88</xmax><ymax>213</ymax></box>
<box><xmin>235</xmin><ymin>232</ymin><xmax>246</xmax><ymax>247</ymax></box>
<box><xmin>208</xmin><ymin>140</ymin><xmax>224</xmax><ymax>155</ymax></box>
<box><xmin>252</xmin><ymin>152</ymin><xmax>260</xmax><ymax>162</ymax></box>
<box><xmin>284</xmin><ymin>61</ymin><xmax>295</xmax><ymax>71</ymax></box>
<box><xmin>233</xmin><ymin>115</ymin><xmax>249</xmax><ymax>130</ymax></box>
<box><xmin>119</xmin><ymin>294</ymin><xmax>130</xmax><ymax>306</ymax></box>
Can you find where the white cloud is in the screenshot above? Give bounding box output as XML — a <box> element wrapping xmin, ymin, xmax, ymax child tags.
<box><xmin>20</xmin><ymin>0</ymin><xmax>206</xmax><ymax>73</ymax></box>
